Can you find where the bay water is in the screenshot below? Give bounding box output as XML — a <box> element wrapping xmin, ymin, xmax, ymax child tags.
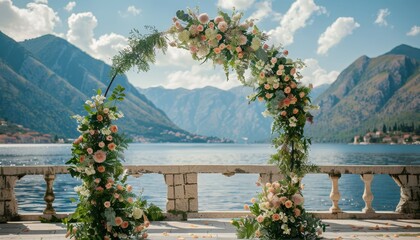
<box><xmin>0</xmin><ymin>143</ymin><xmax>419</xmax><ymax>213</ymax></box>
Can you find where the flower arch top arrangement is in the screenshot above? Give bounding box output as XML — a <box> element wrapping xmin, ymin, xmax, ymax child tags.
<box><xmin>66</xmin><ymin>8</ymin><xmax>324</xmax><ymax>240</ymax></box>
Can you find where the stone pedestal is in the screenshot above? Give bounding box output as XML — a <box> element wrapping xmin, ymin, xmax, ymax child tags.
<box><xmin>164</xmin><ymin>173</ymin><xmax>198</xmax><ymax>219</ymax></box>
<box><xmin>391</xmin><ymin>174</ymin><xmax>420</xmax><ymax>213</ymax></box>
<box><xmin>0</xmin><ymin>175</ymin><xmax>23</xmax><ymax>222</ymax></box>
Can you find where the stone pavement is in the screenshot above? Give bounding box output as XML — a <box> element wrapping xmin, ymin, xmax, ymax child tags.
<box><xmin>0</xmin><ymin>219</ymin><xmax>419</xmax><ymax>239</ymax></box>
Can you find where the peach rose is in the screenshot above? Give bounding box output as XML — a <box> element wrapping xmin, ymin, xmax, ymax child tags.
<box><xmin>114</xmin><ymin>193</ymin><xmax>120</xmax><ymax>199</ymax></box>
<box><xmin>128</xmin><ymin>197</ymin><xmax>134</xmax><ymax>203</ymax></box>
<box><xmin>104</xmin><ymin>236</ymin><xmax>110</xmax><ymax>240</ymax></box>
<box><xmin>290</xmin><ymin>68</ymin><xmax>296</xmax><ymax>75</ymax></box>
<box><xmin>93</xmin><ymin>150</ymin><xmax>106</xmax><ymax>163</ymax></box>
<box><xmin>216</xmin><ymin>34</ymin><xmax>222</xmax><ymax>41</ymax></box>
<box><xmin>272</xmin><ymin>182</ymin><xmax>280</xmax><ymax>189</ymax></box>
<box><xmin>235</xmin><ymin>46</ymin><xmax>242</xmax><ymax>53</ymax></box>
<box><xmin>293</xmin><ymin>108</ymin><xmax>299</xmax><ymax>114</ymax></box>
<box><xmin>290</xmin><ymin>82</ymin><xmax>297</xmax><ymax>89</ymax></box>
<box><xmin>142</xmin><ymin>233</ymin><xmax>148</xmax><ymax>239</ymax></box>
<box><xmin>110</xmin><ymin>125</ymin><xmax>118</xmax><ymax>133</ymax></box>
<box><xmin>121</xmin><ymin>221</ymin><xmax>129</xmax><ymax>229</ymax></box>
<box><xmin>292</xmin><ymin>194</ymin><xmax>304</xmax><ymax>205</ymax></box>
<box><xmin>283</xmin><ymin>98</ymin><xmax>291</xmax><ymax>107</ymax></box>
<box><xmin>97</xmin><ymin>165</ymin><xmax>105</xmax><ymax>173</ymax></box>
<box><xmin>103</xmin><ymin>108</ymin><xmax>109</xmax><ymax>114</ymax></box>
<box><xmin>226</xmin><ymin>45</ymin><xmax>232</xmax><ymax>50</ymax></box>
<box><xmin>79</xmin><ymin>155</ymin><xmax>85</xmax><ymax>163</ymax></box>
<box><xmin>104</xmin><ymin>201</ymin><xmax>111</xmax><ymax>208</ymax></box>
<box><xmin>107</xmin><ymin>178</ymin><xmax>114</xmax><ymax>184</ymax></box>
<box><xmin>99</xmin><ymin>141</ymin><xmax>105</xmax><ymax>148</ymax></box>
<box><xmin>238</xmin><ymin>53</ymin><xmax>244</xmax><ymax>59</ymax></box>
<box><xmin>243</xmin><ymin>204</ymin><xmax>249</xmax><ymax>210</ymax></box>
<box><xmin>135</xmin><ymin>225</ymin><xmax>144</xmax><ymax>232</ymax></box>
<box><xmin>117</xmin><ymin>184</ymin><xmax>124</xmax><ymax>191</ymax></box>
<box><xmin>106</xmin><ymin>135</ymin><xmax>113</xmax><ymax>141</ymax></box>
<box><xmin>87</xmin><ymin>148</ymin><xmax>93</xmax><ymax>155</ymax></box>
<box><xmin>284</xmin><ymin>87</ymin><xmax>291</xmax><ymax>94</ymax></box>
<box><xmin>276</xmin><ymin>70</ymin><xmax>283</xmax><ymax>76</ymax></box>
<box><xmin>265</xmin><ymin>93</ymin><xmax>273</xmax><ymax>99</ymax></box>
<box><xmin>200</xmin><ymin>35</ymin><xmax>207</xmax><ymax>41</ymax></box>
<box><xmin>219</xmin><ymin>43</ymin><xmax>226</xmax><ymax>49</ymax></box>
<box><xmin>271</xmin><ymin>57</ymin><xmax>277</xmax><ymax>64</ymax></box>
<box><xmin>213</xmin><ymin>48</ymin><xmax>221</xmax><ymax>54</ymax></box>
<box><xmin>97</xmin><ymin>115</ymin><xmax>103</xmax><ymax>122</ymax></box>
<box><xmin>263</xmin><ymin>44</ymin><xmax>269</xmax><ymax>49</ymax></box>
<box><xmin>108</xmin><ymin>143</ymin><xmax>116</xmax><ymax>151</ymax></box>
<box><xmin>285</xmin><ymin>200</ymin><xmax>293</xmax><ymax>208</ymax></box>
<box><xmin>251</xmin><ymin>198</ymin><xmax>256</xmax><ymax>203</ymax></box>
<box><xmin>239</xmin><ymin>35</ymin><xmax>247</xmax><ymax>45</ymax></box>
<box><xmin>264</xmin><ymin>84</ymin><xmax>271</xmax><ymax>90</ymax></box>
<box><xmin>105</xmin><ymin>183</ymin><xmax>112</xmax><ymax>189</ymax></box>
<box><xmin>198</xmin><ymin>13</ymin><xmax>209</xmax><ymax>24</ymax></box>
<box><xmin>115</xmin><ymin>217</ymin><xmax>123</xmax><ymax>226</ymax></box>
<box><xmin>284</xmin><ymin>75</ymin><xmax>290</xmax><ymax>82</ymax></box>
<box><xmin>256</xmin><ymin>215</ymin><xmax>264</xmax><ymax>223</ymax></box>
<box><xmin>272</xmin><ymin>213</ymin><xmax>280</xmax><ymax>221</ymax></box>
<box><xmin>127</xmin><ymin>185</ymin><xmax>133</xmax><ymax>192</ymax></box>
<box><xmin>279</xmin><ymin>196</ymin><xmax>288</xmax><ymax>204</ymax></box>
<box><xmin>299</xmin><ymin>92</ymin><xmax>305</xmax><ymax>98</ymax></box>
<box><xmin>278</xmin><ymin>64</ymin><xmax>285</xmax><ymax>70</ymax></box>
<box><xmin>144</xmin><ymin>221</ymin><xmax>150</xmax><ymax>228</ymax></box>
<box><xmin>96</xmin><ymin>186</ymin><xmax>104</xmax><ymax>192</ymax></box>
<box><xmin>175</xmin><ymin>21</ymin><xmax>183</xmax><ymax>30</ymax></box>
<box><xmin>281</xmin><ymin>111</ymin><xmax>287</xmax><ymax>117</ymax></box>
<box><xmin>94</xmin><ymin>178</ymin><xmax>100</xmax><ymax>184</ymax></box>
<box><xmin>257</xmin><ymin>96</ymin><xmax>264</xmax><ymax>102</ymax></box>
<box><xmin>259</xmin><ymin>72</ymin><xmax>265</xmax><ymax>79</ymax></box>
<box><xmin>89</xmin><ymin>130</ymin><xmax>95</xmax><ymax>135</ymax></box>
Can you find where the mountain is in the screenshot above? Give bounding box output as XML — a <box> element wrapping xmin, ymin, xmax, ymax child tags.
<box><xmin>0</xmin><ymin>32</ymin><xmax>189</xmax><ymax>141</ymax></box>
<box><xmin>307</xmin><ymin>44</ymin><xmax>420</xmax><ymax>142</ymax></box>
<box><xmin>139</xmin><ymin>84</ymin><xmax>329</xmax><ymax>142</ymax></box>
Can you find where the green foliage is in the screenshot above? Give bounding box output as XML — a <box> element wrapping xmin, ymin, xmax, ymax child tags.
<box><xmin>231</xmin><ymin>217</ymin><xmax>259</xmax><ymax>239</ymax></box>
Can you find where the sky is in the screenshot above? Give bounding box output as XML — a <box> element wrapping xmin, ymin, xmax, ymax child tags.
<box><xmin>0</xmin><ymin>0</ymin><xmax>419</xmax><ymax>90</ymax></box>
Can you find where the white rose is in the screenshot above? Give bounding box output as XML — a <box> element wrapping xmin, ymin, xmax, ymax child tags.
<box><xmin>178</xmin><ymin>30</ymin><xmax>190</xmax><ymax>43</ymax></box>
<box><xmin>132</xmin><ymin>207</ymin><xmax>144</xmax><ymax>219</ymax></box>
<box><xmin>251</xmin><ymin>37</ymin><xmax>261</xmax><ymax>51</ymax></box>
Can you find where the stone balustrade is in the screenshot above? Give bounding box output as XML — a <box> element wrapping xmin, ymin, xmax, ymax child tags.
<box><xmin>0</xmin><ymin>165</ymin><xmax>419</xmax><ymax>222</ymax></box>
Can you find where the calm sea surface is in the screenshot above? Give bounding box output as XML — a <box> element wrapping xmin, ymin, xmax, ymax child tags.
<box><xmin>0</xmin><ymin>143</ymin><xmax>419</xmax><ymax>213</ymax></box>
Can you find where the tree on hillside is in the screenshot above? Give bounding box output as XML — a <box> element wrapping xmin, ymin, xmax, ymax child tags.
<box><xmin>382</xmin><ymin>124</ymin><xmax>387</xmax><ymax>133</ymax></box>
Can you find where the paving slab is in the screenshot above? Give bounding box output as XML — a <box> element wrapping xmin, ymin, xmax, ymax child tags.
<box><xmin>0</xmin><ymin>219</ymin><xmax>419</xmax><ymax>239</ymax></box>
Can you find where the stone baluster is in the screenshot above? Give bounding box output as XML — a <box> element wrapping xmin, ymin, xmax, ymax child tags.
<box><xmin>391</xmin><ymin>174</ymin><xmax>420</xmax><ymax>213</ymax></box>
<box><xmin>360</xmin><ymin>174</ymin><xmax>375</xmax><ymax>213</ymax></box>
<box><xmin>164</xmin><ymin>173</ymin><xmax>198</xmax><ymax>220</ymax></box>
<box><xmin>0</xmin><ymin>175</ymin><xmax>23</xmax><ymax>222</ymax></box>
<box><xmin>43</xmin><ymin>173</ymin><xmax>56</xmax><ymax>214</ymax></box>
<box><xmin>329</xmin><ymin>173</ymin><xmax>342</xmax><ymax>213</ymax></box>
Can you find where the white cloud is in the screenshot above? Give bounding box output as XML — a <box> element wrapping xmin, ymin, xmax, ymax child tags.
<box><xmin>267</xmin><ymin>0</ymin><xmax>326</xmax><ymax>46</ymax></box>
<box><xmin>217</xmin><ymin>0</ymin><xmax>255</xmax><ymax>11</ymax></box>
<box><xmin>0</xmin><ymin>0</ymin><xmax>60</xmax><ymax>41</ymax></box>
<box><xmin>66</xmin><ymin>12</ymin><xmax>127</xmax><ymax>64</ymax></box>
<box><xmin>127</xmin><ymin>6</ymin><xmax>140</xmax><ymax>16</ymax></box>
<box><xmin>407</xmin><ymin>25</ymin><xmax>420</xmax><ymax>36</ymax></box>
<box><xmin>248</xmin><ymin>0</ymin><xmax>281</xmax><ymax>23</ymax></box>
<box><xmin>300</xmin><ymin>58</ymin><xmax>339</xmax><ymax>87</ymax></box>
<box><xmin>374</xmin><ymin>8</ymin><xmax>390</xmax><ymax>26</ymax></box>
<box><xmin>317</xmin><ymin>17</ymin><xmax>360</xmax><ymax>55</ymax></box>
<box><xmin>64</xmin><ymin>1</ymin><xmax>76</xmax><ymax>12</ymax></box>
<box><xmin>34</xmin><ymin>0</ymin><xmax>48</xmax><ymax>4</ymax></box>
<box><xmin>119</xmin><ymin>5</ymin><xmax>141</xmax><ymax>17</ymax></box>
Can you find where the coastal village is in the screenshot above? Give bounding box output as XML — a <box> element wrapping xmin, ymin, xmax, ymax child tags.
<box><xmin>0</xmin><ymin>120</ymin><xmax>58</xmax><ymax>143</ymax></box>
<box><xmin>354</xmin><ymin>128</ymin><xmax>420</xmax><ymax>144</ymax></box>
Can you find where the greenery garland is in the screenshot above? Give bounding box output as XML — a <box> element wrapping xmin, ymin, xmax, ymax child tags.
<box><xmin>66</xmin><ymin>7</ymin><xmax>325</xmax><ymax>240</ymax></box>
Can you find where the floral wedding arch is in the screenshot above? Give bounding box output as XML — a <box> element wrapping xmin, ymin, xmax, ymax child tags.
<box><xmin>65</xmin><ymin>9</ymin><xmax>324</xmax><ymax>240</ymax></box>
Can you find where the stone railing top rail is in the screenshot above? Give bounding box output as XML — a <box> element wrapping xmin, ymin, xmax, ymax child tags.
<box><xmin>1</xmin><ymin>165</ymin><xmax>419</xmax><ymax>175</ymax></box>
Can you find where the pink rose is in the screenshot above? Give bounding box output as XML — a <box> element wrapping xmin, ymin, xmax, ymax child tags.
<box><xmin>213</xmin><ymin>48</ymin><xmax>221</xmax><ymax>54</ymax></box>
<box><xmin>99</xmin><ymin>141</ymin><xmax>105</xmax><ymax>148</ymax></box>
<box><xmin>217</xmin><ymin>21</ymin><xmax>228</xmax><ymax>32</ymax></box>
<box><xmin>97</xmin><ymin>115</ymin><xmax>103</xmax><ymax>122</ymax></box>
<box><xmin>94</xmin><ymin>178</ymin><xmax>100</xmax><ymax>184</ymax></box>
<box><xmin>96</xmin><ymin>186</ymin><xmax>104</xmax><ymax>192</ymax></box>
<box><xmin>272</xmin><ymin>213</ymin><xmax>280</xmax><ymax>221</ymax></box>
<box><xmin>292</xmin><ymin>194</ymin><xmax>304</xmax><ymax>205</ymax></box>
<box><xmin>97</xmin><ymin>165</ymin><xmax>105</xmax><ymax>173</ymax></box>
<box><xmin>200</xmin><ymin>35</ymin><xmax>207</xmax><ymax>41</ymax></box>
<box><xmin>216</xmin><ymin>34</ymin><xmax>222</xmax><ymax>41</ymax></box>
<box><xmin>93</xmin><ymin>150</ymin><xmax>106</xmax><ymax>163</ymax></box>
<box><xmin>121</xmin><ymin>221</ymin><xmax>129</xmax><ymax>229</ymax></box>
<box><xmin>239</xmin><ymin>35</ymin><xmax>247</xmax><ymax>45</ymax></box>
<box><xmin>263</xmin><ymin>44</ymin><xmax>269</xmax><ymax>49</ymax></box>
<box><xmin>256</xmin><ymin>215</ymin><xmax>264</xmax><ymax>223</ymax></box>
<box><xmin>175</xmin><ymin>21</ymin><xmax>183</xmax><ymax>30</ymax></box>
<box><xmin>285</xmin><ymin>200</ymin><xmax>293</xmax><ymax>208</ymax></box>
<box><xmin>208</xmin><ymin>22</ymin><xmax>215</xmax><ymax>29</ymax></box>
<box><xmin>105</xmin><ymin>183</ymin><xmax>112</xmax><ymax>189</ymax></box>
<box><xmin>294</xmin><ymin>208</ymin><xmax>301</xmax><ymax>217</ymax></box>
<box><xmin>87</xmin><ymin>148</ymin><xmax>93</xmax><ymax>155</ymax></box>
<box><xmin>79</xmin><ymin>155</ymin><xmax>85</xmax><ymax>163</ymax></box>
<box><xmin>104</xmin><ymin>201</ymin><xmax>110</xmax><ymax>208</ymax></box>
<box><xmin>115</xmin><ymin>217</ymin><xmax>123</xmax><ymax>226</ymax></box>
<box><xmin>114</xmin><ymin>193</ymin><xmax>120</xmax><ymax>199</ymax></box>
<box><xmin>283</xmin><ymin>50</ymin><xmax>289</xmax><ymax>56</ymax></box>
<box><xmin>106</xmin><ymin>135</ymin><xmax>113</xmax><ymax>141</ymax></box>
<box><xmin>198</xmin><ymin>13</ymin><xmax>209</xmax><ymax>24</ymax></box>
<box><xmin>197</xmin><ymin>25</ymin><xmax>204</xmax><ymax>32</ymax></box>
<box><xmin>235</xmin><ymin>46</ymin><xmax>242</xmax><ymax>53</ymax></box>
<box><xmin>264</xmin><ymin>84</ymin><xmax>271</xmax><ymax>90</ymax></box>
<box><xmin>265</xmin><ymin>93</ymin><xmax>273</xmax><ymax>99</ymax></box>
<box><xmin>110</xmin><ymin>125</ymin><xmax>118</xmax><ymax>133</ymax></box>
<box><xmin>214</xmin><ymin>16</ymin><xmax>224</xmax><ymax>24</ymax></box>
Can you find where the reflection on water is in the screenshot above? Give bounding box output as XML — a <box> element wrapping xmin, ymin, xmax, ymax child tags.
<box><xmin>3</xmin><ymin>143</ymin><xmax>419</xmax><ymax>213</ymax></box>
